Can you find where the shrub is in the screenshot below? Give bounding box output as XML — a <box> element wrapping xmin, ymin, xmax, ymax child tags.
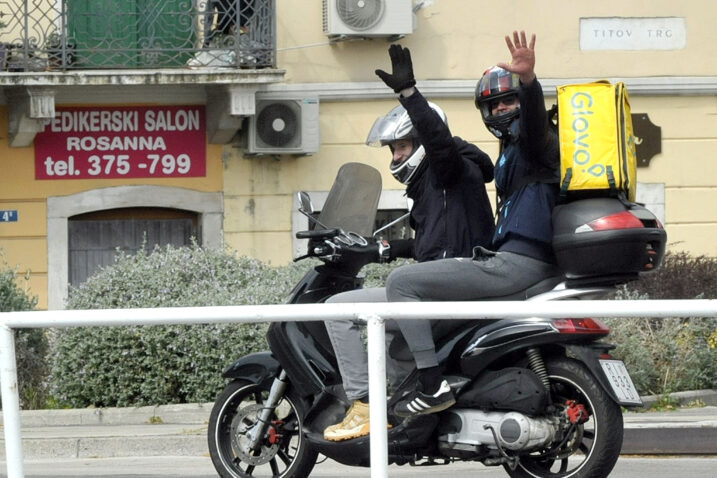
<box><xmin>51</xmin><ymin>244</ymin><xmax>315</xmax><ymax>407</ymax></box>
<box><xmin>624</xmin><ymin>251</ymin><xmax>717</xmax><ymax>300</ymax></box>
<box><xmin>51</xmin><ymin>243</ymin><xmax>716</xmax><ymax>407</ymax></box>
<box><xmin>0</xmin><ymin>251</ymin><xmax>50</xmax><ymax>409</ymax></box>
<box><xmin>606</xmin><ymin>252</ymin><xmax>717</xmax><ymax>396</ymax></box>
<box><xmin>51</xmin><ymin>245</ymin><xmax>409</xmax><ymax>408</ymax></box>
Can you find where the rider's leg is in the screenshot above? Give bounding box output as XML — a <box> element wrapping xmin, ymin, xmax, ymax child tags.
<box><xmin>324</xmin><ymin>288</ymin><xmax>391</xmax><ymax>441</ymax></box>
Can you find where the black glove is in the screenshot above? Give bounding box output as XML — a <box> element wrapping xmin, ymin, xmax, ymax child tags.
<box><xmin>375</xmin><ymin>44</ymin><xmax>416</xmax><ymax>93</ymax></box>
<box><xmin>330</xmin><ymin>240</ymin><xmax>381</xmax><ymax>264</ymax></box>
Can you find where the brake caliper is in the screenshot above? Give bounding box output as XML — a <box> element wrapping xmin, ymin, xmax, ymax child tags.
<box><xmin>565</xmin><ymin>400</ymin><xmax>589</xmax><ymax>424</ymax></box>
<box><xmin>268</xmin><ymin>420</ymin><xmax>284</xmax><ymax>444</ymax></box>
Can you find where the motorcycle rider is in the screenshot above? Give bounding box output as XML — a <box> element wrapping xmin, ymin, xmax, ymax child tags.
<box><xmin>386</xmin><ymin>31</ymin><xmax>561</xmax><ymax>418</ymax></box>
<box><xmin>322</xmin><ymin>43</ymin><xmax>496</xmax><ymax>441</ymax></box>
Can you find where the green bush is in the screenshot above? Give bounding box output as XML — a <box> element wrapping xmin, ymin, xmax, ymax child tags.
<box><xmin>52</xmin><ymin>244</ymin><xmax>316</xmax><ymax>407</ymax></box>
<box><xmin>606</xmin><ymin>252</ymin><xmax>717</xmax><ymax>396</ymax></box>
<box><xmin>51</xmin><ymin>244</ymin><xmax>409</xmax><ymax>408</ymax></box>
<box><xmin>50</xmin><ymin>244</ymin><xmax>715</xmax><ymax>407</ymax></box>
<box><xmin>0</xmin><ymin>251</ymin><xmax>50</xmax><ymax>409</ymax></box>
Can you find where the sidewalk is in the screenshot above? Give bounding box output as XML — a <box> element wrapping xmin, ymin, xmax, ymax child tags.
<box><xmin>1</xmin><ymin>392</ymin><xmax>716</xmax><ymax>461</ymax></box>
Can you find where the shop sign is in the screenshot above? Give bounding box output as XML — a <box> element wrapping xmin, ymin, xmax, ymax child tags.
<box><xmin>34</xmin><ymin>105</ymin><xmax>206</xmax><ymax>179</ymax></box>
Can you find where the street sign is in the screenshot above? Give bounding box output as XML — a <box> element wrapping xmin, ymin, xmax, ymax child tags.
<box><xmin>0</xmin><ymin>210</ymin><xmax>18</xmax><ymax>222</ymax></box>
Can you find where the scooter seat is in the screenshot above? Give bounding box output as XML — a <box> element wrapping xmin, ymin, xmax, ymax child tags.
<box><xmin>387</xmin><ymin>275</ymin><xmax>566</xmax><ymax>362</ymax></box>
<box><xmin>483</xmin><ymin>275</ymin><xmax>566</xmax><ymax>301</ymax></box>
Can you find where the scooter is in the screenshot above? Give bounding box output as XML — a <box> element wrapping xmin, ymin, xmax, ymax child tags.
<box><xmin>207</xmin><ymin>162</ymin><xmax>666</xmax><ymax>478</ymax></box>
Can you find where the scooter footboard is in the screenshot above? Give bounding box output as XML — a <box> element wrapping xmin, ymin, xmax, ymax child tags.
<box><xmin>566</xmin><ymin>344</ymin><xmax>643</xmax><ymax>407</ymax></box>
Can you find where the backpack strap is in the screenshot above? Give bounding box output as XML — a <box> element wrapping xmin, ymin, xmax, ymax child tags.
<box><xmin>560</xmin><ymin>168</ymin><xmax>572</xmax><ymax>199</ymax></box>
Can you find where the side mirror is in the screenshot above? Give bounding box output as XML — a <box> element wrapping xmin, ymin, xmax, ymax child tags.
<box><xmin>373</xmin><ymin>211</ymin><xmax>411</xmax><ymax>239</ymax></box>
<box><xmin>297</xmin><ymin>191</ymin><xmax>314</xmax><ymax>214</ymax></box>
<box><xmin>297</xmin><ymin>191</ymin><xmax>330</xmax><ymax>230</ymax></box>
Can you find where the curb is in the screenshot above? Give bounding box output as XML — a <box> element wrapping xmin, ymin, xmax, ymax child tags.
<box><xmin>2</xmin><ymin>396</ymin><xmax>716</xmax><ymax>459</ymax></box>
<box><xmin>637</xmin><ymin>389</ymin><xmax>717</xmax><ymax>409</ymax></box>
<box><xmin>1</xmin><ymin>402</ymin><xmax>212</xmax><ymax>428</ymax></box>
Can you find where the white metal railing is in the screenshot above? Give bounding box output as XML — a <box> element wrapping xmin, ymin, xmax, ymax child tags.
<box><xmin>1</xmin><ymin>299</ymin><xmax>716</xmax><ymax>478</ymax></box>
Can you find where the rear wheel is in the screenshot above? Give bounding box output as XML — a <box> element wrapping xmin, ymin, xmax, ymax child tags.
<box><xmin>208</xmin><ymin>379</ymin><xmax>318</xmax><ymax>478</ymax></box>
<box><xmin>505</xmin><ymin>357</ymin><xmax>623</xmax><ymax>478</ymax></box>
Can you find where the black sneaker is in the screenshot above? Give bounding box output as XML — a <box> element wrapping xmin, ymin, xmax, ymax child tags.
<box><xmin>393</xmin><ymin>380</ymin><xmax>456</xmax><ymax>417</ymax></box>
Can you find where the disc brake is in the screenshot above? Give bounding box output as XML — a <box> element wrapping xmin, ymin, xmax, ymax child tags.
<box><xmin>230</xmin><ymin>403</ymin><xmax>280</xmax><ymax>466</ymax></box>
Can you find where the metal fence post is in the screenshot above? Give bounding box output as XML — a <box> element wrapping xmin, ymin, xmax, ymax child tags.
<box><xmin>0</xmin><ymin>325</ymin><xmax>25</xmax><ymax>478</ymax></box>
<box><xmin>366</xmin><ymin>313</ymin><xmax>388</xmax><ymax>478</ymax></box>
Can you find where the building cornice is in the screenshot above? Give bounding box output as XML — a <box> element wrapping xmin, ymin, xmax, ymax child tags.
<box><xmin>262</xmin><ymin>77</ymin><xmax>717</xmax><ymax>100</ymax></box>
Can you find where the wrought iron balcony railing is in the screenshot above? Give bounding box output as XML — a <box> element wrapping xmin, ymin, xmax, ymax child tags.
<box><xmin>0</xmin><ymin>0</ymin><xmax>276</xmax><ymax>71</ymax></box>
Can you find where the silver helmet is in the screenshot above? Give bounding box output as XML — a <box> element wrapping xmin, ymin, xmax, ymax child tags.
<box><xmin>366</xmin><ymin>102</ymin><xmax>447</xmax><ymax>184</ymax></box>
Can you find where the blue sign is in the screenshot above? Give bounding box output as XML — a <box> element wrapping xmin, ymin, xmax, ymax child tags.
<box><xmin>0</xmin><ymin>210</ymin><xmax>18</xmax><ymax>222</ymax></box>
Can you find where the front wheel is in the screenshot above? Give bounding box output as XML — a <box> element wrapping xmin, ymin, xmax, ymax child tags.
<box><xmin>506</xmin><ymin>357</ymin><xmax>623</xmax><ymax>478</ymax></box>
<box><xmin>208</xmin><ymin>379</ymin><xmax>318</xmax><ymax>478</ymax></box>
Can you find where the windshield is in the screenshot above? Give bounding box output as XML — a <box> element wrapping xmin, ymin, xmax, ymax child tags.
<box><xmin>317</xmin><ymin>162</ymin><xmax>382</xmax><ymax>237</ymax></box>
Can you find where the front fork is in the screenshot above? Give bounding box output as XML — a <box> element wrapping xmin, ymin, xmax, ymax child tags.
<box><xmin>246</xmin><ymin>369</ymin><xmax>289</xmax><ymax>450</ymax></box>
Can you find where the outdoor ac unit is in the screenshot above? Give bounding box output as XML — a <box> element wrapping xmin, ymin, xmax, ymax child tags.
<box><xmin>246</xmin><ymin>96</ymin><xmax>320</xmax><ymax>155</ymax></box>
<box><xmin>323</xmin><ymin>0</ymin><xmax>414</xmax><ymax>38</ymax></box>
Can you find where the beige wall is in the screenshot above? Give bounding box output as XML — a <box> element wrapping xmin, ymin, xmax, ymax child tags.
<box><xmin>223</xmin><ymin>0</ymin><xmax>717</xmax><ymax>264</ymax></box>
<box><xmin>276</xmin><ymin>1</ymin><xmax>715</xmax><ymax>81</ymax></box>
<box><xmin>3</xmin><ymin>1</ymin><xmax>717</xmax><ymax>308</ymax></box>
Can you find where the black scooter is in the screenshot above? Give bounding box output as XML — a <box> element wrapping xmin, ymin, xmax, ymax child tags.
<box><xmin>207</xmin><ymin>162</ymin><xmax>665</xmax><ymax>478</ymax></box>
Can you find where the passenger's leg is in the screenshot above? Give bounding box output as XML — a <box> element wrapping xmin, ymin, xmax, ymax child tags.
<box><xmin>386</xmin><ymin>252</ymin><xmax>558</xmax><ymax>416</ymax></box>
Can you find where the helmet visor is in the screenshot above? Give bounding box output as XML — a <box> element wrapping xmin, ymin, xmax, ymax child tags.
<box><xmin>484</xmin><ymin>94</ymin><xmax>519</xmax><ymax>119</ymax></box>
<box><xmin>366</xmin><ymin>115</ymin><xmax>396</xmax><ymax>147</ymax></box>
<box><xmin>365</xmin><ymin>105</ymin><xmax>414</xmax><ymax>147</ymax></box>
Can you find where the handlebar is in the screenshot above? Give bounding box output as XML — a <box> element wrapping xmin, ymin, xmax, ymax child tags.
<box><xmin>295</xmin><ymin>228</ymin><xmax>342</xmax><ymax>240</ymax></box>
<box><xmin>294</xmin><ymin>228</ymin><xmax>379</xmax><ymax>269</ymax></box>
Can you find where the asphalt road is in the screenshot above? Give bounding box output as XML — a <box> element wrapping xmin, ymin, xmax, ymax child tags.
<box><xmin>9</xmin><ymin>455</ymin><xmax>717</xmax><ymax>477</ymax></box>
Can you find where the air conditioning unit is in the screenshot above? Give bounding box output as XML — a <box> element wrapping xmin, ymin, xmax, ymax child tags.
<box><xmin>245</xmin><ymin>96</ymin><xmax>320</xmax><ymax>155</ymax></box>
<box><xmin>323</xmin><ymin>0</ymin><xmax>414</xmax><ymax>38</ymax></box>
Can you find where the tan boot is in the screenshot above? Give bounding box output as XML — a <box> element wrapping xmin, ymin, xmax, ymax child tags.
<box><xmin>323</xmin><ymin>401</ymin><xmax>372</xmax><ymax>441</ymax></box>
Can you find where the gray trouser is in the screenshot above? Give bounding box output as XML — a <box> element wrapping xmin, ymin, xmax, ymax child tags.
<box><xmin>325</xmin><ymin>288</ymin><xmax>412</xmax><ymax>402</ymax></box>
<box><xmin>385</xmin><ymin>249</ymin><xmax>560</xmax><ymax>370</ymax></box>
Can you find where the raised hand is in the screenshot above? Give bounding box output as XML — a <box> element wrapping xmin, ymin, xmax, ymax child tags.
<box><xmin>375</xmin><ymin>44</ymin><xmax>417</xmax><ymax>94</ymax></box>
<box><xmin>497</xmin><ymin>30</ymin><xmax>536</xmax><ymax>85</ymax></box>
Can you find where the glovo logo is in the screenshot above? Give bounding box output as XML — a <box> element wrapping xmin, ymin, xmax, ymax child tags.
<box><xmin>570</xmin><ymin>92</ymin><xmax>605</xmax><ymax>179</ymax></box>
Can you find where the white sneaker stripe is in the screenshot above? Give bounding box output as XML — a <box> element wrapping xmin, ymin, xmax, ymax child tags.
<box><xmin>433</xmin><ymin>380</ymin><xmax>451</xmax><ymax>397</ymax></box>
<box><xmin>406</xmin><ymin>398</ymin><xmax>431</xmax><ymax>413</ymax></box>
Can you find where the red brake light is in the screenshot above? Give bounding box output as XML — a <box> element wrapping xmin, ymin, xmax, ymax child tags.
<box><xmin>584</xmin><ymin>211</ymin><xmax>644</xmax><ymax>231</ymax></box>
<box><xmin>553</xmin><ymin>318</ymin><xmax>610</xmax><ymax>334</ymax></box>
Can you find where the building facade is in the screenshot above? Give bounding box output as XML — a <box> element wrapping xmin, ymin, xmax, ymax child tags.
<box><xmin>1</xmin><ymin>0</ymin><xmax>716</xmax><ymax>309</ymax></box>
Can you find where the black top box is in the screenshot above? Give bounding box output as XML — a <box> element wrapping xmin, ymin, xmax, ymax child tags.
<box><xmin>552</xmin><ymin>198</ymin><xmax>667</xmax><ymax>284</ymax></box>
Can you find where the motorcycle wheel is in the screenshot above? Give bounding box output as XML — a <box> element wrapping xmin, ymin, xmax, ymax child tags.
<box><xmin>208</xmin><ymin>379</ymin><xmax>318</xmax><ymax>478</ymax></box>
<box><xmin>505</xmin><ymin>357</ymin><xmax>623</xmax><ymax>478</ymax></box>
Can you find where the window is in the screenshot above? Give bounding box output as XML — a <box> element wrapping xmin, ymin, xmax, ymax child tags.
<box><xmin>68</xmin><ymin>207</ymin><xmax>198</xmax><ymax>286</ymax></box>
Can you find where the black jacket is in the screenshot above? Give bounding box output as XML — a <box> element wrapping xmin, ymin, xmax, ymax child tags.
<box><xmin>391</xmin><ymin>90</ymin><xmax>495</xmax><ymax>262</ymax></box>
<box><xmin>493</xmin><ymin>79</ymin><xmax>560</xmax><ymax>263</ymax></box>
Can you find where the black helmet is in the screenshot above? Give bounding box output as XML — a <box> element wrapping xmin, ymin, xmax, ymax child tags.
<box><xmin>475</xmin><ymin>66</ymin><xmax>521</xmax><ymax>139</ymax></box>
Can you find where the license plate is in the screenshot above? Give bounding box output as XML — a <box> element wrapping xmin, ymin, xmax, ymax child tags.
<box><xmin>599</xmin><ymin>359</ymin><xmax>642</xmax><ymax>405</ymax></box>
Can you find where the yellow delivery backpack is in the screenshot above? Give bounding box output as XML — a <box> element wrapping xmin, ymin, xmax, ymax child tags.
<box><xmin>556</xmin><ymin>81</ymin><xmax>637</xmax><ymax>202</ymax></box>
